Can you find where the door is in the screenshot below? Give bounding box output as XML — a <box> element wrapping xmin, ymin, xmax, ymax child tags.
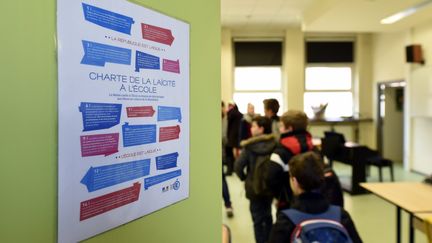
<box><xmin>377</xmin><ymin>81</ymin><xmax>405</xmax><ymax>164</ymax></box>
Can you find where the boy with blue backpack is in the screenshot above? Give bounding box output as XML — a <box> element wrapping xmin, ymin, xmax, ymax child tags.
<box><xmin>268</xmin><ymin>151</ymin><xmax>362</xmax><ymax>243</ymax></box>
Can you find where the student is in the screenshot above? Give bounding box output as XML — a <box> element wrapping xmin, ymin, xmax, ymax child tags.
<box><xmin>268</xmin><ymin>152</ymin><xmax>362</xmax><ymax>243</ymax></box>
<box><xmin>239</xmin><ymin>103</ymin><xmax>257</xmax><ymax>143</ymax></box>
<box><xmin>267</xmin><ymin>110</ymin><xmax>314</xmax><ymax>210</ymax></box>
<box><xmin>263</xmin><ymin>98</ymin><xmax>280</xmax><ymax>139</ymax></box>
<box><xmin>234</xmin><ymin>116</ymin><xmax>276</xmax><ymax>243</ymax></box>
<box><xmin>226</xmin><ymin>102</ymin><xmax>243</xmax><ymax>175</ymax></box>
<box><xmin>221</xmin><ymin>101</ymin><xmax>233</xmax><ymax>217</ymax></box>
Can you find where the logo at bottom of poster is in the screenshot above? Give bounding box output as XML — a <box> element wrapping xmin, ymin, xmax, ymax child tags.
<box><xmin>162</xmin><ymin>179</ymin><xmax>180</xmax><ymax>193</ymax></box>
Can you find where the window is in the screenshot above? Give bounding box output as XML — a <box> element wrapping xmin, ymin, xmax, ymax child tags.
<box><xmin>304</xmin><ymin>66</ymin><xmax>354</xmax><ymax>118</ymax></box>
<box><xmin>304</xmin><ymin>40</ymin><xmax>355</xmax><ymax>118</ymax></box>
<box><xmin>233</xmin><ymin>41</ymin><xmax>284</xmax><ymax>115</ymax></box>
<box><xmin>233</xmin><ymin>67</ymin><xmax>283</xmax><ymax>115</ymax></box>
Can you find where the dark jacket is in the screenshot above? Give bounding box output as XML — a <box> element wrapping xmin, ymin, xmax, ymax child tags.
<box><xmin>268</xmin><ymin>192</ymin><xmax>362</xmax><ymax>243</ymax></box>
<box><xmin>321</xmin><ymin>166</ymin><xmax>344</xmax><ymax>207</ymax></box>
<box><xmin>227</xmin><ymin>106</ymin><xmax>243</xmax><ymax>148</ymax></box>
<box><xmin>234</xmin><ymin>134</ymin><xmax>276</xmax><ymax>199</ymax></box>
<box><xmin>238</xmin><ymin>114</ymin><xmax>254</xmax><ymax>143</ymax></box>
<box><xmin>266</xmin><ymin>130</ymin><xmax>314</xmax><ymax>209</ymax></box>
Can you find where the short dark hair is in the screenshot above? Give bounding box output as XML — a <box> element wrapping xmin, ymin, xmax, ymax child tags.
<box><xmin>263</xmin><ymin>99</ymin><xmax>280</xmax><ymax>114</ymax></box>
<box><xmin>288</xmin><ymin>151</ymin><xmax>324</xmax><ymax>192</ymax></box>
<box><xmin>252</xmin><ymin>116</ymin><xmax>272</xmax><ymax>134</ymax></box>
<box><xmin>280</xmin><ymin>110</ymin><xmax>308</xmax><ymax>131</ymax></box>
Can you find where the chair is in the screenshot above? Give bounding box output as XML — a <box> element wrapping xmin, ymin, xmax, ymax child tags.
<box><xmin>321</xmin><ymin>131</ymin><xmax>347</xmax><ymax>167</ymax></box>
<box><xmin>324</xmin><ymin>131</ymin><xmax>346</xmax><ymax>144</ymax></box>
<box><xmin>322</xmin><ymin>131</ymin><xmax>394</xmax><ymax>182</ymax></box>
<box><xmin>365</xmin><ymin>156</ymin><xmax>394</xmax><ymax>182</ymax></box>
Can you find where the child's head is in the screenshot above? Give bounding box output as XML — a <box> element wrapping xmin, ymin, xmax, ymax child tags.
<box><xmin>288</xmin><ymin>151</ymin><xmax>324</xmax><ymax>195</ymax></box>
<box><xmin>247</xmin><ymin>103</ymin><xmax>255</xmax><ymax>116</ymax></box>
<box><xmin>263</xmin><ymin>99</ymin><xmax>280</xmax><ymax>118</ymax></box>
<box><xmin>251</xmin><ymin>116</ymin><xmax>272</xmax><ymax>137</ymax></box>
<box><xmin>279</xmin><ymin>110</ymin><xmax>308</xmax><ymax>134</ymax></box>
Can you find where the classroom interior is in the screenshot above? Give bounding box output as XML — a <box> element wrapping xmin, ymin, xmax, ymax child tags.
<box><xmin>221</xmin><ymin>0</ymin><xmax>432</xmax><ymax>243</ymax></box>
<box><xmin>2</xmin><ymin>0</ymin><xmax>432</xmax><ymax>243</ymax></box>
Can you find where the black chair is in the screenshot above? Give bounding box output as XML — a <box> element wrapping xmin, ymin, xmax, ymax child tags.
<box><xmin>324</xmin><ymin>131</ymin><xmax>346</xmax><ymax>144</ymax></box>
<box><xmin>322</xmin><ymin>131</ymin><xmax>394</xmax><ymax>182</ymax></box>
<box><xmin>321</xmin><ymin>131</ymin><xmax>347</xmax><ymax>168</ymax></box>
<box><xmin>321</xmin><ymin>133</ymin><xmax>369</xmax><ymax>194</ymax></box>
<box><xmin>365</xmin><ymin>156</ymin><xmax>394</xmax><ymax>182</ymax></box>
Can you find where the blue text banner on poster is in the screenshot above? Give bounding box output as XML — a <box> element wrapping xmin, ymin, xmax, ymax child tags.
<box><xmin>82</xmin><ymin>3</ymin><xmax>134</xmax><ymax>35</ymax></box>
<box><xmin>157</xmin><ymin>106</ymin><xmax>182</xmax><ymax>122</ymax></box>
<box><xmin>81</xmin><ymin>159</ymin><xmax>151</xmax><ymax>192</ymax></box>
<box><xmin>81</xmin><ymin>40</ymin><xmax>131</xmax><ymax>67</ymax></box>
<box><xmin>79</xmin><ymin>102</ymin><xmax>122</xmax><ymax>131</ymax></box>
<box><xmin>135</xmin><ymin>51</ymin><xmax>160</xmax><ymax>72</ymax></box>
<box><xmin>156</xmin><ymin>152</ymin><xmax>179</xmax><ymax>170</ymax></box>
<box><xmin>122</xmin><ymin>123</ymin><xmax>156</xmax><ymax>147</ymax></box>
<box><xmin>144</xmin><ymin>169</ymin><xmax>181</xmax><ymax>190</ymax></box>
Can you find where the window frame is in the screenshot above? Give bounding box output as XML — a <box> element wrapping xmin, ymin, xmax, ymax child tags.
<box><xmin>233</xmin><ymin>66</ymin><xmax>285</xmax><ymax>115</ymax></box>
<box><xmin>304</xmin><ymin>63</ymin><xmax>355</xmax><ymax>118</ymax></box>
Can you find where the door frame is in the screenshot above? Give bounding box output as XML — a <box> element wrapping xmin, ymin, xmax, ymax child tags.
<box><xmin>376</xmin><ymin>80</ymin><xmax>406</xmax><ymax>155</ymax></box>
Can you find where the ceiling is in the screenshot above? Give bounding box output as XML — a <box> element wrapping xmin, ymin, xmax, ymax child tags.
<box><xmin>221</xmin><ymin>0</ymin><xmax>432</xmax><ymax>32</ymax></box>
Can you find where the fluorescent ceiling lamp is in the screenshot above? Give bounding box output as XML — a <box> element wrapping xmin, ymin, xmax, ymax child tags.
<box><xmin>381</xmin><ymin>0</ymin><xmax>432</xmax><ymax>24</ymax></box>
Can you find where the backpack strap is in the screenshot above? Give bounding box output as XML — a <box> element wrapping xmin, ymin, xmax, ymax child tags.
<box><xmin>270</xmin><ymin>153</ymin><xmax>289</xmax><ymax>172</ymax></box>
<box><xmin>281</xmin><ymin>205</ymin><xmax>341</xmax><ymax>225</ymax></box>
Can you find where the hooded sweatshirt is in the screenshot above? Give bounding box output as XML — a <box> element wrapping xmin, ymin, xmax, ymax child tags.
<box><xmin>234</xmin><ymin>134</ymin><xmax>276</xmax><ymax>199</ymax></box>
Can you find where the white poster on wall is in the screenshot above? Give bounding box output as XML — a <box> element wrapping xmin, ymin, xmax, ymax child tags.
<box><xmin>57</xmin><ymin>0</ymin><xmax>189</xmax><ymax>242</ymax></box>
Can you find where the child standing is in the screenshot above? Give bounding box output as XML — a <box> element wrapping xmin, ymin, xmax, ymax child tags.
<box><xmin>268</xmin><ymin>152</ymin><xmax>362</xmax><ymax>243</ymax></box>
<box><xmin>234</xmin><ymin>116</ymin><xmax>276</xmax><ymax>243</ymax></box>
<box><xmin>263</xmin><ymin>98</ymin><xmax>281</xmax><ymax>139</ymax></box>
<box><xmin>266</xmin><ymin>110</ymin><xmax>314</xmax><ymax>210</ymax></box>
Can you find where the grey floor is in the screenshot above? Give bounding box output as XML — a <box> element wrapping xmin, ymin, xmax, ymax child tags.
<box><xmin>223</xmin><ymin>162</ymin><xmax>429</xmax><ymax>243</ymax></box>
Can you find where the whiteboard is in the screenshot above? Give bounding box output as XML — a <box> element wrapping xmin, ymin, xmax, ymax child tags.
<box><xmin>410</xmin><ymin>66</ymin><xmax>432</xmax><ymax>117</ymax></box>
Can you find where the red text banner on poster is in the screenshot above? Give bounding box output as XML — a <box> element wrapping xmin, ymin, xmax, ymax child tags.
<box><xmin>141</xmin><ymin>23</ymin><xmax>174</xmax><ymax>46</ymax></box>
<box><xmin>162</xmin><ymin>59</ymin><xmax>180</xmax><ymax>74</ymax></box>
<box><xmin>126</xmin><ymin>106</ymin><xmax>155</xmax><ymax>118</ymax></box>
<box><xmin>159</xmin><ymin>125</ymin><xmax>180</xmax><ymax>142</ymax></box>
<box><xmin>79</xmin><ymin>182</ymin><xmax>141</xmax><ymax>221</ymax></box>
<box><xmin>80</xmin><ymin>133</ymin><xmax>119</xmax><ymax>157</ymax></box>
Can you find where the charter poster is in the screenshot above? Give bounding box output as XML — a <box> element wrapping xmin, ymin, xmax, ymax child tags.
<box><xmin>57</xmin><ymin>0</ymin><xmax>189</xmax><ymax>242</ymax></box>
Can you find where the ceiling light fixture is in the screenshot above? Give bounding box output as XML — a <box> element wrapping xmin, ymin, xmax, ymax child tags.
<box><xmin>381</xmin><ymin>0</ymin><xmax>432</xmax><ymax>24</ymax></box>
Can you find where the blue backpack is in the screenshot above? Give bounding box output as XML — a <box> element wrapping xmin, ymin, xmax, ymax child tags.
<box><xmin>282</xmin><ymin>205</ymin><xmax>353</xmax><ymax>243</ymax></box>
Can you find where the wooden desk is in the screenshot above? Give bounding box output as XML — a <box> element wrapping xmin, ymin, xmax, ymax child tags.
<box><xmin>413</xmin><ymin>213</ymin><xmax>432</xmax><ymax>237</ymax></box>
<box><xmin>361</xmin><ymin>182</ymin><xmax>432</xmax><ymax>243</ymax></box>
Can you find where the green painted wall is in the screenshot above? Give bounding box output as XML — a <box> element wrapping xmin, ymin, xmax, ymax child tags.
<box><xmin>0</xmin><ymin>1</ymin><xmax>221</xmax><ymax>242</ymax></box>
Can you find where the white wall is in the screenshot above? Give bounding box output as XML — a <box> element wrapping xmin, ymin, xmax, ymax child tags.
<box><xmin>284</xmin><ymin>27</ymin><xmax>305</xmax><ymax>111</ymax></box>
<box><xmin>411</xmin><ymin>118</ymin><xmax>432</xmax><ymax>173</ymax></box>
<box><xmin>372</xmin><ymin>33</ymin><xmax>407</xmax><ymax>82</ymax></box>
<box><xmin>372</xmin><ymin>20</ymin><xmax>432</xmax><ymax>174</ymax></box>
<box><xmin>356</xmin><ymin>34</ymin><xmax>375</xmax><ymax>147</ymax></box>
<box><xmin>409</xmin><ymin>20</ymin><xmax>432</xmax><ymax>174</ymax></box>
